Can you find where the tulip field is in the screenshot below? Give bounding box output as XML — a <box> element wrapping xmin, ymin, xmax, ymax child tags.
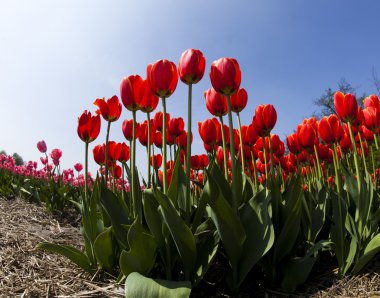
<box><xmin>2</xmin><ymin>49</ymin><xmax>380</xmax><ymax>297</ymax></box>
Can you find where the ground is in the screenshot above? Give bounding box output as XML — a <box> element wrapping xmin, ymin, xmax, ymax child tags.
<box><xmin>1</xmin><ymin>196</ymin><xmax>380</xmax><ymax>297</ymax></box>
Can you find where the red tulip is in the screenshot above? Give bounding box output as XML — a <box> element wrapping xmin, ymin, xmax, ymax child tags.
<box><xmin>210</xmin><ymin>57</ymin><xmax>241</xmax><ymax>96</ymax></box>
<box><xmin>230</xmin><ymin>88</ymin><xmax>248</xmax><ymax>113</ymax></box>
<box><xmin>334</xmin><ymin>91</ymin><xmax>358</xmax><ymax>123</ymax></box>
<box><xmin>93</xmin><ymin>144</ymin><xmax>106</xmax><ymax>165</ymax></box>
<box><xmin>363</xmin><ymin>94</ymin><xmax>380</xmax><ymax>109</ymax></box>
<box><xmin>252</xmin><ymin>104</ymin><xmax>277</xmax><ymax>137</ymax></box>
<box><xmin>297</xmin><ymin>123</ymin><xmax>316</xmax><ymax>150</ymax></box>
<box><xmin>242</xmin><ymin>123</ymin><xmax>258</xmax><ymax>145</ymax></box>
<box><xmin>360</xmin><ymin>125</ymin><xmax>374</xmax><ymax>142</ymax></box>
<box><xmin>94</xmin><ymin>95</ymin><xmax>122</xmax><ymax>122</ymax></box>
<box><xmin>40</xmin><ymin>157</ymin><xmax>48</xmax><ymax>165</ymax></box>
<box><xmin>37</xmin><ymin>140</ymin><xmax>47</xmax><ymax>153</ymax></box>
<box><xmin>362</xmin><ymin>107</ymin><xmax>380</xmax><ymax>131</ymax></box>
<box><xmin>286</xmin><ymin>133</ymin><xmax>302</xmax><ymax>155</ymax></box>
<box><xmin>118</xmin><ymin>142</ymin><xmax>130</xmax><ymax>163</ymax></box>
<box><xmin>77</xmin><ymin>110</ymin><xmax>101</xmax><ymax>143</ymax></box>
<box><xmin>74</xmin><ymin>163</ymin><xmax>83</xmax><ymax>172</ymax></box>
<box><xmin>140</xmin><ymin>80</ymin><xmax>159</xmax><ymax>113</ymax></box>
<box><xmin>153</xmin><ymin>131</ymin><xmax>163</xmax><ymax>149</ymax></box>
<box><xmin>150</xmin><ymin>154</ymin><xmax>162</xmax><ymax>169</ymax></box>
<box><xmin>178</xmin><ymin>49</ymin><xmax>206</xmax><ymax>85</ymax></box>
<box><xmin>139</xmin><ymin>120</ymin><xmax>155</xmax><ymax>147</ymax></box>
<box><xmin>177</xmin><ymin>131</ymin><xmax>192</xmax><ymax>149</ymax></box>
<box><xmin>120</xmin><ymin>75</ymin><xmax>145</xmax><ymax>112</ymax></box>
<box><xmin>168</xmin><ymin>117</ymin><xmax>185</xmax><ymax>137</ymax></box>
<box><xmin>198</xmin><ymin>119</ymin><xmax>218</xmax><ymax>146</ymax></box>
<box><xmin>107</xmin><ymin>141</ymin><xmax>122</xmax><ymax>161</ymax></box>
<box><xmin>339</xmin><ymin>133</ymin><xmax>352</xmax><ymax>153</ymax></box>
<box><xmin>153</xmin><ymin>111</ymin><xmax>170</xmax><ymax>132</ymax></box>
<box><xmin>122</xmin><ymin>119</ymin><xmax>140</xmax><ymax>141</ymax></box>
<box><xmin>318</xmin><ymin>114</ymin><xmax>344</xmax><ymax>144</ymax></box>
<box><xmin>204</xmin><ymin>88</ymin><xmax>228</xmax><ymax>117</ymax></box>
<box><xmin>147</xmin><ymin>59</ymin><xmax>178</xmax><ymax>98</ymax></box>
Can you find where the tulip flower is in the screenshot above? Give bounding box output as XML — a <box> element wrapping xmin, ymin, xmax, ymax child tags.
<box><xmin>210</xmin><ymin>58</ymin><xmax>241</xmax><ymax>96</ymax></box>
<box><xmin>147</xmin><ymin>59</ymin><xmax>178</xmax><ymax>99</ymax></box>
<box><xmin>286</xmin><ymin>133</ymin><xmax>302</xmax><ymax>155</ymax></box>
<box><xmin>77</xmin><ymin>110</ymin><xmax>101</xmax><ymax>143</ymax></box>
<box><xmin>363</xmin><ymin>94</ymin><xmax>380</xmax><ymax>109</ymax></box>
<box><xmin>334</xmin><ymin>91</ymin><xmax>358</xmax><ymax>123</ymax></box>
<box><xmin>177</xmin><ymin>131</ymin><xmax>193</xmax><ymax>150</ymax></box>
<box><xmin>204</xmin><ymin>88</ymin><xmax>228</xmax><ymax>117</ymax></box>
<box><xmin>168</xmin><ymin>117</ymin><xmax>185</xmax><ymax>137</ymax></box>
<box><xmin>178</xmin><ymin>49</ymin><xmax>206</xmax><ymax>85</ymax></box>
<box><xmin>37</xmin><ymin>140</ymin><xmax>47</xmax><ymax>153</ymax></box>
<box><xmin>230</xmin><ymin>88</ymin><xmax>248</xmax><ymax>113</ymax></box>
<box><xmin>94</xmin><ymin>95</ymin><xmax>122</xmax><ymax>122</ymax></box>
<box><xmin>122</xmin><ymin>119</ymin><xmax>140</xmax><ymax>141</ymax></box>
<box><xmin>252</xmin><ymin>104</ymin><xmax>277</xmax><ymax>138</ymax></box>
<box><xmin>297</xmin><ymin>124</ymin><xmax>317</xmax><ymax>150</ymax></box>
<box><xmin>120</xmin><ymin>75</ymin><xmax>145</xmax><ymax>112</ymax></box>
<box><xmin>153</xmin><ymin>112</ymin><xmax>170</xmax><ymax>132</ymax></box>
<box><xmin>93</xmin><ymin>144</ymin><xmax>106</xmax><ymax>165</ymax></box>
<box><xmin>362</xmin><ymin>107</ymin><xmax>380</xmax><ymax>131</ymax></box>
<box><xmin>198</xmin><ymin>119</ymin><xmax>218</xmax><ymax>146</ymax></box>
<box><xmin>74</xmin><ymin>163</ymin><xmax>83</xmax><ymax>172</ymax></box>
<box><xmin>50</xmin><ymin>149</ymin><xmax>62</xmax><ymax>161</ymax></box>
<box><xmin>318</xmin><ymin>114</ymin><xmax>344</xmax><ymax>144</ymax></box>
<box><xmin>150</xmin><ymin>154</ymin><xmax>162</xmax><ymax>169</ymax></box>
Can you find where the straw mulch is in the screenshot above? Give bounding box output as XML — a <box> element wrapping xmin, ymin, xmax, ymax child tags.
<box><xmin>0</xmin><ymin>196</ymin><xmax>123</xmax><ymax>297</ymax></box>
<box><xmin>1</xmin><ymin>195</ymin><xmax>380</xmax><ymax>298</ymax></box>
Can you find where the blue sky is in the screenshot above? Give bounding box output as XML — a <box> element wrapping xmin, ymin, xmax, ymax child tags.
<box><xmin>1</xmin><ymin>0</ymin><xmax>380</xmax><ymax>177</ymax></box>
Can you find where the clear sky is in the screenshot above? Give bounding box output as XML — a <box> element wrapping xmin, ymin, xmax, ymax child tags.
<box><xmin>1</xmin><ymin>0</ymin><xmax>380</xmax><ymax>177</ymax></box>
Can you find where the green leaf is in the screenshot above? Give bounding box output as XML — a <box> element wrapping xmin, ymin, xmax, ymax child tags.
<box><xmin>125</xmin><ymin>272</ymin><xmax>191</xmax><ymax>298</ymax></box>
<box><xmin>167</xmin><ymin>151</ymin><xmax>187</xmax><ymax>210</ymax></box>
<box><xmin>352</xmin><ymin>233</ymin><xmax>380</xmax><ymax>274</ymax></box>
<box><xmin>204</xmin><ymin>168</ymin><xmax>246</xmax><ymax>271</ymax></box>
<box><xmin>208</xmin><ymin>160</ymin><xmax>234</xmax><ymax>207</ymax></box>
<box><xmin>99</xmin><ymin>184</ymin><xmax>131</xmax><ymax>249</ymax></box>
<box><xmin>93</xmin><ymin>227</ymin><xmax>116</xmax><ymax>272</ymax></box>
<box><xmin>36</xmin><ymin>242</ymin><xmax>95</xmax><ymax>274</ymax></box>
<box><xmin>237</xmin><ymin>189</ymin><xmax>274</xmax><ymax>288</ymax></box>
<box><xmin>153</xmin><ymin>188</ymin><xmax>196</xmax><ymax>278</ymax></box>
<box><xmin>119</xmin><ymin>218</ymin><xmax>156</xmax><ymax>277</ymax></box>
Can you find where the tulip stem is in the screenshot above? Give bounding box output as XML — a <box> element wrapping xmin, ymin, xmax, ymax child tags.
<box><xmin>121</xmin><ymin>162</ymin><xmax>125</xmax><ymax>203</ymax></box>
<box><xmin>104</xmin><ymin>121</ymin><xmax>111</xmax><ymax>185</ymax></box>
<box><xmin>84</xmin><ymin>142</ymin><xmax>89</xmax><ymax>207</ymax></box>
<box><xmin>357</xmin><ymin>132</ymin><xmax>369</xmax><ymax>176</ymax></box>
<box><xmin>225</xmin><ymin>94</ymin><xmax>237</xmax><ymax>211</ymax></box>
<box><xmin>162</xmin><ymin>97</ymin><xmax>168</xmax><ymax>194</ymax></box>
<box><xmin>219</xmin><ymin>116</ymin><xmax>228</xmax><ymax>180</ymax></box>
<box><xmin>347</xmin><ymin>122</ymin><xmax>361</xmax><ymax>192</ymax></box>
<box><xmin>250</xmin><ymin>150</ymin><xmax>258</xmax><ymax>191</ymax></box>
<box><xmin>147</xmin><ymin>112</ymin><xmax>152</xmax><ymax>187</ymax></box>
<box><xmin>186</xmin><ymin>84</ymin><xmax>192</xmax><ymax>222</ymax></box>
<box><xmin>262</xmin><ymin>136</ymin><xmax>269</xmax><ymax>186</ymax></box>
<box><xmin>236</xmin><ymin>112</ymin><xmax>245</xmax><ymax>173</ymax></box>
<box><xmin>131</xmin><ymin>110</ymin><xmax>137</xmax><ymax>218</ymax></box>
<box><xmin>313</xmin><ymin>144</ymin><xmax>322</xmax><ymax>180</ymax></box>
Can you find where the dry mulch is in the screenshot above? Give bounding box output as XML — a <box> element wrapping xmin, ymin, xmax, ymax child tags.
<box><xmin>1</xmin><ymin>195</ymin><xmax>380</xmax><ymax>297</ymax></box>
<box><xmin>0</xmin><ymin>196</ymin><xmax>123</xmax><ymax>297</ymax></box>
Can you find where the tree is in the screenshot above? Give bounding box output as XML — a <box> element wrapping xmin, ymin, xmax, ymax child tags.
<box><xmin>313</xmin><ymin>78</ymin><xmax>366</xmax><ymax>119</ymax></box>
<box><xmin>371</xmin><ymin>67</ymin><xmax>380</xmax><ymax>94</ymax></box>
<box><xmin>12</xmin><ymin>152</ymin><xmax>24</xmax><ymax>166</ymax></box>
<box><xmin>0</xmin><ymin>150</ymin><xmax>7</xmax><ymax>156</ymax></box>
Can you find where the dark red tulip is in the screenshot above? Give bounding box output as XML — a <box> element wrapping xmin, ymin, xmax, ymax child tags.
<box><xmin>334</xmin><ymin>91</ymin><xmax>358</xmax><ymax>123</ymax></box>
<box><xmin>150</xmin><ymin>154</ymin><xmax>162</xmax><ymax>169</ymax></box>
<box><xmin>230</xmin><ymin>88</ymin><xmax>248</xmax><ymax>113</ymax></box>
<box><xmin>77</xmin><ymin>110</ymin><xmax>101</xmax><ymax>143</ymax></box>
<box><xmin>168</xmin><ymin>117</ymin><xmax>185</xmax><ymax>137</ymax></box>
<box><xmin>94</xmin><ymin>95</ymin><xmax>122</xmax><ymax>122</ymax></box>
<box><xmin>107</xmin><ymin>141</ymin><xmax>122</xmax><ymax>161</ymax></box>
<box><xmin>120</xmin><ymin>75</ymin><xmax>144</xmax><ymax>112</ymax></box>
<box><xmin>37</xmin><ymin>140</ymin><xmax>47</xmax><ymax>153</ymax></box>
<box><xmin>153</xmin><ymin>111</ymin><xmax>170</xmax><ymax>132</ymax></box>
<box><xmin>74</xmin><ymin>163</ymin><xmax>83</xmax><ymax>172</ymax></box>
<box><xmin>153</xmin><ymin>131</ymin><xmax>163</xmax><ymax>149</ymax></box>
<box><xmin>339</xmin><ymin>132</ymin><xmax>352</xmax><ymax>153</ymax></box>
<box><xmin>318</xmin><ymin>114</ymin><xmax>344</xmax><ymax>144</ymax></box>
<box><xmin>93</xmin><ymin>144</ymin><xmax>106</xmax><ymax>165</ymax></box>
<box><xmin>139</xmin><ymin>120</ymin><xmax>155</xmax><ymax>147</ymax></box>
<box><xmin>252</xmin><ymin>104</ymin><xmax>277</xmax><ymax>137</ymax></box>
<box><xmin>118</xmin><ymin>142</ymin><xmax>130</xmax><ymax>163</ymax></box>
<box><xmin>242</xmin><ymin>123</ymin><xmax>258</xmax><ymax>145</ymax></box>
<box><xmin>360</xmin><ymin>125</ymin><xmax>374</xmax><ymax>142</ymax></box>
<box><xmin>122</xmin><ymin>119</ymin><xmax>140</xmax><ymax>141</ymax></box>
<box><xmin>204</xmin><ymin>88</ymin><xmax>228</xmax><ymax>117</ymax></box>
<box><xmin>210</xmin><ymin>57</ymin><xmax>241</xmax><ymax>96</ymax></box>
<box><xmin>177</xmin><ymin>131</ymin><xmax>192</xmax><ymax>149</ymax></box>
<box><xmin>178</xmin><ymin>49</ymin><xmax>206</xmax><ymax>85</ymax></box>
<box><xmin>286</xmin><ymin>133</ymin><xmax>302</xmax><ymax>155</ymax></box>
<box><xmin>147</xmin><ymin>59</ymin><xmax>178</xmax><ymax>98</ymax></box>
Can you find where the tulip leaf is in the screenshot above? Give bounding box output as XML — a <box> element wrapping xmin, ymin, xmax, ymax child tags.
<box><xmin>237</xmin><ymin>189</ymin><xmax>274</xmax><ymax>288</ymax></box>
<box><xmin>208</xmin><ymin>160</ymin><xmax>234</xmax><ymax>207</ymax></box>
<box><xmin>99</xmin><ymin>184</ymin><xmax>131</xmax><ymax>249</ymax></box>
<box><xmin>93</xmin><ymin>227</ymin><xmax>116</xmax><ymax>272</ymax></box>
<box><xmin>125</xmin><ymin>272</ymin><xmax>191</xmax><ymax>298</ymax></box>
<box><xmin>153</xmin><ymin>188</ymin><xmax>196</xmax><ymax>278</ymax></box>
<box><xmin>167</xmin><ymin>151</ymin><xmax>187</xmax><ymax>210</ymax></box>
<box><xmin>204</xmin><ymin>168</ymin><xmax>246</xmax><ymax>271</ymax></box>
<box><xmin>352</xmin><ymin>233</ymin><xmax>380</xmax><ymax>274</ymax></box>
<box><xmin>119</xmin><ymin>218</ymin><xmax>157</xmax><ymax>277</ymax></box>
<box><xmin>36</xmin><ymin>242</ymin><xmax>95</xmax><ymax>274</ymax></box>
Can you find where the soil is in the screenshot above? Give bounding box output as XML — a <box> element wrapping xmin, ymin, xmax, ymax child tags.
<box><xmin>1</xmin><ymin>195</ymin><xmax>380</xmax><ymax>297</ymax></box>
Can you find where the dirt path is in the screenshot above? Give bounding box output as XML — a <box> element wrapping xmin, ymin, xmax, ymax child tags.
<box><xmin>0</xmin><ymin>196</ymin><xmax>122</xmax><ymax>297</ymax></box>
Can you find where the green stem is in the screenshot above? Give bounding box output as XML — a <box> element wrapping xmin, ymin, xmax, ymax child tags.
<box><xmin>370</xmin><ymin>145</ymin><xmax>376</xmax><ymax>175</ymax></box>
<box><xmin>84</xmin><ymin>142</ymin><xmax>89</xmax><ymax>208</ymax></box>
<box><xmin>268</xmin><ymin>135</ymin><xmax>275</xmax><ymax>179</ymax></box>
<box><xmin>104</xmin><ymin>121</ymin><xmax>111</xmax><ymax>185</ymax></box>
<box><xmin>186</xmin><ymin>83</ymin><xmax>193</xmax><ymax>222</ymax></box>
<box><xmin>357</xmin><ymin>132</ymin><xmax>369</xmax><ymax>176</ymax></box>
<box><xmin>162</xmin><ymin>97</ymin><xmax>168</xmax><ymax>194</ymax></box>
<box><xmin>225</xmin><ymin>94</ymin><xmax>237</xmax><ymax>211</ymax></box>
<box><xmin>347</xmin><ymin>122</ymin><xmax>361</xmax><ymax>192</ymax></box>
<box><xmin>236</xmin><ymin>112</ymin><xmax>245</xmax><ymax>173</ymax></box>
<box><xmin>219</xmin><ymin>116</ymin><xmax>228</xmax><ymax>180</ymax></box>
<box><xmin>121</xmin><ymin>162</ymin><xmax>125</xmax><ymax>203</ymax></box>
<box><xmin>313</xmin><ymin>144</ymin><xmax>322</xmax><ymax>180</ymax></box>
<box><xmin>147</xmin><ymin>112</ymin><xmax>152</xmax><ymax>187</ymax></box>
<box><xmin>131</xmin><ymin>110</ymin><xmax>137</xmax><ymax>218</ymax></box>
<box><xmin>250</xmin><ymin>150</ymin><xmax>258</xmax><ymax>191</ymax></box>
<box><xmin>262</xmin><ymin>136</ymin><xmax>269</xmax><ymax>186</ymax></box>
